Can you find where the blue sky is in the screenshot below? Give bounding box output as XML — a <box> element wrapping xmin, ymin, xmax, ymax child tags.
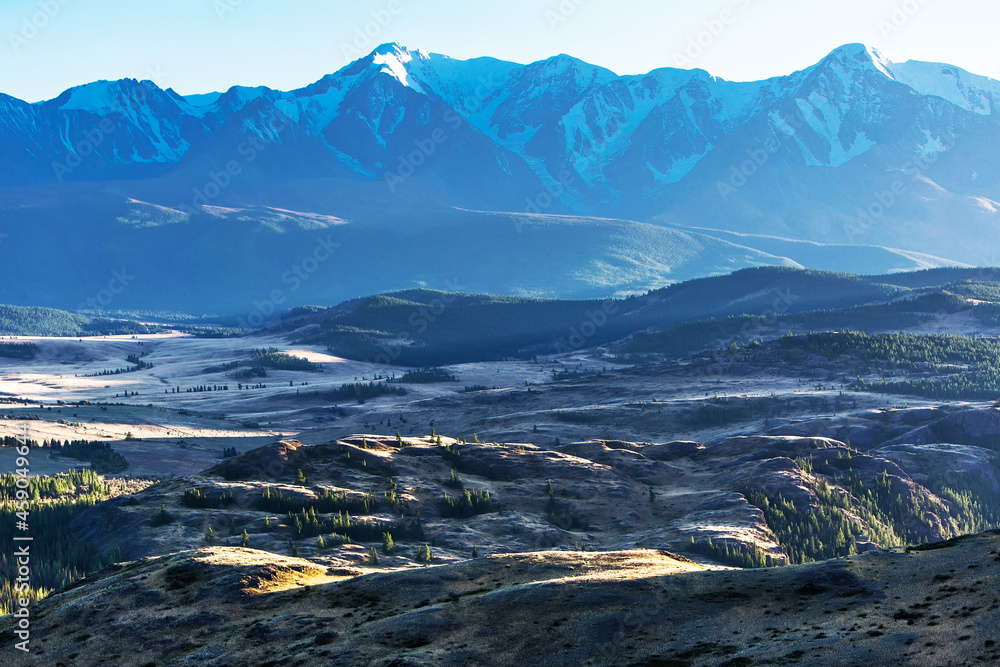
<box><xmin>2</xmin><ymin>0</ymin><xmax>998</xmax><ymax>102</ymax></box>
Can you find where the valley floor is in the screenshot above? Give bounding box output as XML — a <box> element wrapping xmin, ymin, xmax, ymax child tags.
<box><xmin>3</xmin><ymin>332</ymin><xmax>1000</xmax><ymax>664</ymax></box>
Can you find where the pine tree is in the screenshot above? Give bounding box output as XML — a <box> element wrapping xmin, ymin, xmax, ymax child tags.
<box><xmin>240</xmin><ymin>529</ymin><xmax>250</xmax><ymax>548</ymax></box>
<box><xmin>205</xmin><ymin>527</ymin><xmax>214</xmax><ymax>544</ymax></box>
<box><xmin>382</xmin><ymin>532</ymin><xmax>395</xmax><ymax>555</ymax></box>
<box><xmin>368</xmin><ymin>547</ymin><xmax>379</xmax><ymax>565</ymax></box>
<box><xmin>295</xmin><ymin>469</ymin><xmax>307</xmax><ymax>485</ymax></box>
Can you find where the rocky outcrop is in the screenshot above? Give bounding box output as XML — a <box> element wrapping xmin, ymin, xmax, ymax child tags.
<box><xmin>883</xmin><ymin>409</ymin><xmax>1000</xmax><ymax>449</ymax></box>
<box><xmin>872</xmin><ymin>443</ymin><xmax>1000</xmax><ymax>489</ymax></box>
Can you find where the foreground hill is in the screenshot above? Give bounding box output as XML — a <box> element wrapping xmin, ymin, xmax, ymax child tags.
<box><xmin>6</xmin><ymin>533</ymin><xmax>999</xmax><ymax>666</ymax></box>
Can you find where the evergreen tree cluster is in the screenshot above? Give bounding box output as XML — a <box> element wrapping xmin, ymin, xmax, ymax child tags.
<box><xmin>181</xmin><ymin>487</ymin><xmax>236</xmax><ymax>509</ymax></box>
<box><xmin>0</xmin><ymin>470</ymin><xmax>135</xmax><ymax>615</ymax></box>
<box><xmin>54</xmin><ymin>440</ymin><xmax>129</xmax><ymax>474</ymax></box>
<box><xmin>439</xmin><ymin>488</ymin><xmax>494</xmax><ymax>518</ymax></box>
<box><xmin>288</xmin><ymin>506</ymin><xmax>423</xmax><ymax>543</ymax></box>
<box><xmin>325</xmin><ymin>382</ymin><xmax>407</xmax><ymax>404</ymax></box>
<box><xmin>257</xmin><ymin>486</ymin><xmax>376</xmax><ymax>515</ymax></box>
<box><xmin>745</xmin><ymin>452</ymin><xmax>952</xmax><ymax>565</ymax></box>
<box><xmin>84</xmin><ymin>353</ymin><xmax>153</xmax><ymax>378</ymax></box>
<box><xmin>687</xmin><ymin>536</ymin><xmax>783</xmax><ymax>569</ymax></box>
<box><xmin>545</xmin><ymin>495</ymin><xmax>589</xmax><ymax>531</ymax></box>
<box><xmin>781</xmin><ymin>331</ymin><xmax>1000</xmax><ymax>400</ymax></box>
<box><xmin>0</xmin><ymin>304</ymin><xmax>165</xmax><ymax>337</ymax></box>
<box><xmin>0</xmin><ymin>342</ymin><xmax>38</xmax><ymax>360</ymax></box>
<box><xmin>394</xmin><ymin>367</ymin><xmax>458</xmax><ymax>384</ymax></box>
<box><xmin>248</xmin><ymin>348</ymin><xmax>317</xmax><ymax>371</ymax></box>
<box><xmin>178</xmin><ymin>384</ymin><xmax>233</xmax><ymax>393</ymax></box>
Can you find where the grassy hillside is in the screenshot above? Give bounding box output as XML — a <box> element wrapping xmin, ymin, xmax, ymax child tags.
<box><xmin>0</xmin><ymin>304</ymin><xmax>167</xmax><ymax>337</ymax></box>
<box><xmin>277</xmin><ymin>267</ymin><xmax>999</xmax><ymax>366</ymax></box>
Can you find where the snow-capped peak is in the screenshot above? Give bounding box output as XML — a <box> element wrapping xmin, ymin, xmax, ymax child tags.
<box><xmin>823</xmin><ymin>43</ymin><xmax>894</xmax><ymax>78</ymax></box>
<box><xmin>816</xmin><ymin>44</ymin><xmax>1000</xmax><ymax>115</ymax></box>
<box><xmin>369</xmin><ymin>43</ymin><xmax>427</xmax><ymax>93</ymax></box>
<box><xmin>887</xmin><ymin>59</ymin><xmax>1000</xmax><ymax>115</ymax></box>
<box><xmin>56</xmin><ymin>79</ymin><xmax>158</xmax><ymax>113</ymax></box>
<box><xmin>181</xmin><ymin>91</ymin><xmax>223</xmax><ymax>107</ymax></box>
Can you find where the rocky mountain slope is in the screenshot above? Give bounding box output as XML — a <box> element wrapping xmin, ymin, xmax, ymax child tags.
<box><xmin>4</xmin><ymin>44</ymin><xmax>1000</xmax><ymax>310</ymax></box>
<box><xmin>7</xmin><ymin>43</ymin><xmax>1000</xmax><ymax>235</ymax></box>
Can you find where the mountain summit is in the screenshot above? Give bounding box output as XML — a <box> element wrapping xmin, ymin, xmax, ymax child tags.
<box><xmin>0</xmin><ymin>44</ymin><xmax>997</xmax><ymax>311</ymax></box>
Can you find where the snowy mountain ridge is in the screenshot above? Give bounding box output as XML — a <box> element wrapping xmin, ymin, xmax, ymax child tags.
<box><xmin>4</xmin><ymin>43</ymin><xmax>1000</xmax><ymax>269</ymax></box>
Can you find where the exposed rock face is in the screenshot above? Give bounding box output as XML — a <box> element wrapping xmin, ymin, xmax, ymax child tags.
<box><xmin>6</xmin><ymin>533</ymin><xmax>1000</xmax><ymax>666</ymax></box>
<box><xmin>884</xmin><ymin>409</ymin><xmax>1000</xmax><ymax>449</ymax></box>
<box><xmin>70</xmin><ymin>432</ymin><xmax>990</xmax><ymax>571</ymax></box>
<box><xmin>642</xmin><ymin>440</ymin><xmax>706</xmax><ymax>460</ymax></box>
<box><xmin>873</xmin><ymin>443</ymin><xmax>1000</xmax><ymax>489</ymax></box>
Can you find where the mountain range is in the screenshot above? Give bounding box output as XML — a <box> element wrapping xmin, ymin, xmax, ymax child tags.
<box><xmin>2</xmin><ymin>43</ymin><xmax>999</xmax><ymax>314</ymax></box>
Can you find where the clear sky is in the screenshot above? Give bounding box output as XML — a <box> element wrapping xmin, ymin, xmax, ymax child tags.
<box><xmin>2</xmin><ymin>0</ymin><xmax>999</xmax><ymax>102</ymax></box>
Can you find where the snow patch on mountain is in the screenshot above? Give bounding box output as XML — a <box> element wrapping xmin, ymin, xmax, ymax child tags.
<box><xmin>917</xmin><ymin>130</ymin><xmax>951</xmax><ymax>159</ymax></box>
<box><xmin>60</xmin><ymin>81</ymin><xmax>133</xmax><ymax>113</ymax></box>
<box><xmin>371</xmin><ymin>44</ymin><xmax>427</xmax><ymax>94</ymax></box>
<box><xmin>182</xmin><ymin>92</ymin><xmax>222</xmax><ymax>107</ymax></box>
<box><xmin>888</xmin><ymin>61</ymin><xmax>1000</xmax><ymax>115</ymax></box>
<box><xmin>797</xmin><ymin>91</ymin><xmax>875</xmax><ymax>166</ymax></box>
